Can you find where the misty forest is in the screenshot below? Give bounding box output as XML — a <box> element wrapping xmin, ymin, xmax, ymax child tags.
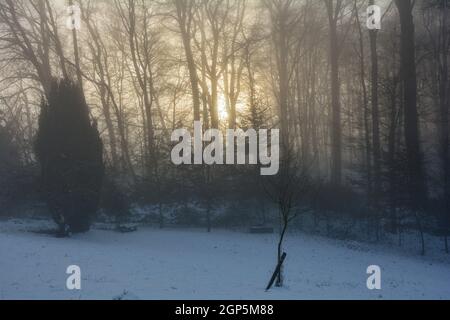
<box><xmin>0</xmin><ymin>0</ymin><xmax>450</xmax><ymax>300</ymax></box>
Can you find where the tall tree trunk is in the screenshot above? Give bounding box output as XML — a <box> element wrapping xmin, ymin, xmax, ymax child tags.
<box><xmin>174</xmin><ymin>0</ymin><xmax>201</xmax><ymax>122</ymax></box>
<box><xmin>268</xmin><ymin>0</ymin><xmax>291</xmax><ymax>151</ymax></box>
<box><xmin>69</xmin><ymin>0</ymin><xmax>83</xmax><ymax>88</ymax></box>
<box><xmin>327</xmin><ymin>3</ymin><xmax>342</xmax><ymax>186</ymax></box>
<box><xmin>436</xmin><ymin>4</ymin><xmax>449</xmax><ymax>252</ymax></box>
<box><xmin>388</xmin><ymin>73</ymin><xmax>399</xmax><ymax>232</ymax></box>
<box><xmin>45</xmin><ymin>0</ymin><xmax>68</xmax><ymax>79</ymax></box>
<box><xmin>38</xmin><ymin>0</ymin><xmax>51</xmax><ymax>84</ymax></box>
<box><xmin>355</xmin><ymin>3</ymin><xmax>372</xmax><ymax>199</ymax></box>
<box><xmin>101</xmin><ymin>91</ymin><xmax>119</xmax><ymax>170</ymax></box>
<box><xmin>395</xmin><ymin>0</ymin><xmax>427</xmax><ymax>209</ymax></box>
<box><xmin>369</xmin><ymin>0</ymin><xmax>381</xmax><ymax>203</ymax></box>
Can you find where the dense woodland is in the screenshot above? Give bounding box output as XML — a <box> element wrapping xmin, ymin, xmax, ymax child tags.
<box><xmin>0</xmin><ymin>0</ymin><xmax>449</xmax><ymax>254</ymax></box>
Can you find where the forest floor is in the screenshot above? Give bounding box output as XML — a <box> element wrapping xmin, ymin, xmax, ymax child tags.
<box><xmin>0</xmin><ymin>218</ymin><xmax>449</xmax><ymax>300</ymax></box>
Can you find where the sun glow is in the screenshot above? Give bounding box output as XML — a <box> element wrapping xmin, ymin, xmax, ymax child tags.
<box><xmin>217</xmin><ymin>92</ymin><xmax>247</xmax><ymax>125</ymax></box>
<box><xmin>218</xmin><ymin>94</ymin><xmax>229</xmax><ymax>121</ymax></box>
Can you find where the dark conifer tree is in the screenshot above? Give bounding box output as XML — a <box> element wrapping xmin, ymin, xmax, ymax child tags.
<box><xmin>35</xmin><ymin>79</ymin><xmax>104</xmax><ymax>234</ymax></box>
<box><xmin>0</xmin><ymin>123</ymin><xmax>20</xmax><ymax>212</ymax></box>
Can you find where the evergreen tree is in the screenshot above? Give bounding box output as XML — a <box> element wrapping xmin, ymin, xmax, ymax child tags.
<box><xmin>0</xmin><ymin>123</ymin><xmax>20</xmax><ymax>213</ymax></box>
<box><xmin>35</xmin><ymin>79</ymin><xmax>104</xmax><ymax>234</ymax></box>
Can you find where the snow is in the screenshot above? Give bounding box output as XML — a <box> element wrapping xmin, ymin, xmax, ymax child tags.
<box><xmin>0</xmin><ymin>218</ymin><xmax>449</xmax><ymax>300</ymax></box>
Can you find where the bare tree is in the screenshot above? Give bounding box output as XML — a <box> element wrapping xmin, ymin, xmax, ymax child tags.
<box><xmin>172</xmin><ymin>0</ymin><xmax>202</xmax><ymax>122</ymax></box>
<box><xmin>115</xmin><ymin>0</ymin><xmax>158</xmax><ymax>174</ymax></box>
<box><xmin>0</xmin><ymin>0</ymin><xmax>54</xmax><ymax>96</ymax></box>
<box><xmin>263</xmin><ymin>145</ymin><xmax>312</xmax><ymax>287</ymax></box>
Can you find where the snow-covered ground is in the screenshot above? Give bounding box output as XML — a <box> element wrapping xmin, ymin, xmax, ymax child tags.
<box><xmin>0</xmin><ymin>218</ymin><xmax>449</xmax><ymax>300</ymax></box>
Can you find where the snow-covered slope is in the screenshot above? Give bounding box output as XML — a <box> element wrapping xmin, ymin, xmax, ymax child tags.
<box><xmin>0</xmin><ymin>219</ymin><xmax>449</xmax><ymax>300</ymax></box>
